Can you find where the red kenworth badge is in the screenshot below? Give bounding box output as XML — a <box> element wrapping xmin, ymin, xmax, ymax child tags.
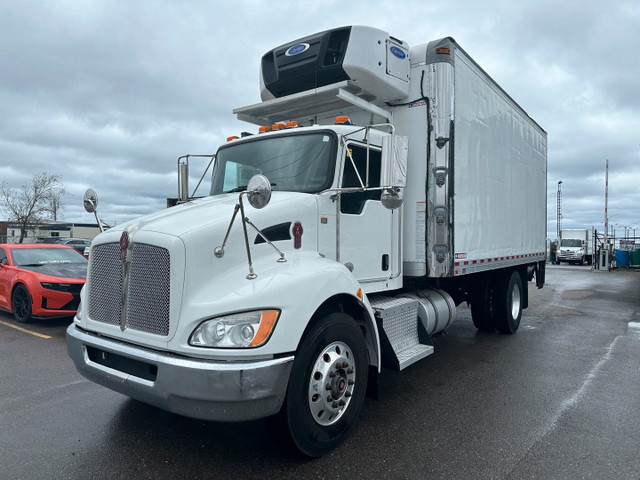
<box><xmin>119</xmin><ymin>231</ymin><xmax>130</xmax><ymax>262</ymax></box>
<box><xmin>292</xmin><ymin>222</ymin><xmax>303</xmax><ymax>249</ymax></box>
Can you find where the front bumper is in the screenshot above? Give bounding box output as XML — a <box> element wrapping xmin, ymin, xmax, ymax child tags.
<box><xmin>66</xmin><ymin>324</ymin><xmax>294</xmax><ymax>422</ymax></box>
<box><xmin>558</xmin><ymin>253</ymin><xmax>583</xmax><ymax>262</ymax></box>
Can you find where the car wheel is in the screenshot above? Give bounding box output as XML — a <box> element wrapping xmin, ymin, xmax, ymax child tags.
<box><xmin>273</xmin><ymin>312</ymin><xmax>368</xmax><ymax>457</ymax></box>
<box><xmin>12</xmin><ymin>284</ymin><xmax>33</xmax><ymax>323</ymax></box>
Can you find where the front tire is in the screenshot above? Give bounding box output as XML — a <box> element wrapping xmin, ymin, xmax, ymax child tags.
<box><xmin>12</xmin><ymin>284</ymin><xmax>33</xmax><ymax>323</ymax></box>
<box><xmin>493</xmin><ymin>271</ymin><xmax>523</xmax><ymax>334</ymax></box>
<box><xmin>278</xmin><ymin>313</ymin><xmax>368</xmax><ymax>457</ymax></box>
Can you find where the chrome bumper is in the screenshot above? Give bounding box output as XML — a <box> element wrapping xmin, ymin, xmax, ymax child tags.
<box><xmin>66</xmin><ymin>324</ymin><xmax>294</xmax><ymax>422</ymax></box>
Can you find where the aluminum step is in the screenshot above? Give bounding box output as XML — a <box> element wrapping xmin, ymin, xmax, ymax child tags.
<box><xmin>370</xmin><ymin>296</ymin><xmax>434</xmax><ymax>371</ymax></box>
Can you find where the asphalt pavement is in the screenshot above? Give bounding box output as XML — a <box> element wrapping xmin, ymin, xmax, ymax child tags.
<box><xmin>1</xmin><ymin>264</ymin><xmax>639</xmax><ymax>479</ymax></box>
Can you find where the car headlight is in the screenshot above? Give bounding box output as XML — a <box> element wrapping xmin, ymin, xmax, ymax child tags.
<box><xmin>189</xmin><ymin>310</ymin><xmax>280</xmax><ymax>348</ymax></box>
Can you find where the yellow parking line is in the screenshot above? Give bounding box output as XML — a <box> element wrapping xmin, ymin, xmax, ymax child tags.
<box><xmin>0</xmin><ymin>320</ymin><xmax>52</xmax><ymax>339</ymax></box>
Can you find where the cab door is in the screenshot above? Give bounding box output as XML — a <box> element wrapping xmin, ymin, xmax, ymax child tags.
<box><xmin>338</xmin><ymin>143</ymin><xmax>395</xmax><ymax>283</ymax></box>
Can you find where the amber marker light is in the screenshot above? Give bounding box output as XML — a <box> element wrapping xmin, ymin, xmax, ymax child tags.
<box><xmin>271</xmin><ymin>123</ymin><xmax>285</xmax><ymax>130</ymax></box>
<box><xmin>356</xmin><ymin>288</ymin><xmax>363</xmax><ymax>300</ymax></box>
<box><xmin>249</xmin><ymin>310</ymin><xmax>280</xmax><ymax>347</ymax></box>
<box><xmin>335</xmin><ymin>115</ymin><xmax>351</xmax><ymax>124</ymax></box>
<box><xmin>436</xmin><ymin>47</ymin><xmax>451</xmax><ymax>55</ymax></box>
<box><xmin>227</xmin><ymin>136</ymin><xmax>239</xmax><ymax>142</ymax></box>
<box><xmin>285</xmin><ymin>121</ymin><xmax>299</xmax><ymax>128</ymax></box>
<box><xmin>258</xmin><ymin>126</ymin><xmax>271</xmax><ymax>133</ymax></box>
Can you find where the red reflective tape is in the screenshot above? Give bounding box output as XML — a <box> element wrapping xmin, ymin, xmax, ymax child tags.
<box><xmin>455</xmin><ymin>262</ymin><xmax>460</xmax><ymax>266</ymax></box>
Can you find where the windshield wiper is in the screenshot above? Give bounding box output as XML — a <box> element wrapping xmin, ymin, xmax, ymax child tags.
<box><xmin>226</xmin><ymin>185</ymin><xmax>248</xmax><ymax>193</ymax></box>
<box><xmin>19</xmin><ymin>263</ymin><xmax>44</xmax><ymax>267</ymax></box>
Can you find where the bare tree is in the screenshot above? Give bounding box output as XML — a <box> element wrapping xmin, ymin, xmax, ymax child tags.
<box><xmin>0</xmin><ymin>173</ymin><xmax>66</xmax><ymax>243</ymax></box>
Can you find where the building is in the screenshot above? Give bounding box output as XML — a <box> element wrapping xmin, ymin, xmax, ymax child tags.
<box><xmin>3</xmin><ymin>222</ymin><xmax>102</xmax><ymax>244</ymax></box>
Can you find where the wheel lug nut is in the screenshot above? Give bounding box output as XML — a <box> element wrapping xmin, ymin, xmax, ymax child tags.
<box><xmin>348</xmin><ymin>379</ymin><xmax>355</xmax><ymax>385</ymax></box>
<box><xmin>327</xmin><ymin>395</ymin><xmax>333</xmax><ymax>402</ymax></box>
<box><xmin>342</xmin><ymin>362</ymin><xmax>349</xmax><ymax>368</ymax></box>
<box><xmin>347</xmin><ymin>367</ymin><xmax>353</xmax><ymax>374</ymax></box>
<box><xmin>329</xmin><ymin>371</ymin><xmax>336</xmax><ymax>377</ymax></box>
<box><xmin>332</xmin><ymin>401</ymin><xmax>339</xmax><ymax>408</ymax></box>
<box><xmin>339</xmin><ymin>400</ymin><xmax>346</xmax><ymax>406</ymax></box>
<box><xmin>326</xmin><ymin>383</ymin><xmax>332</xmax><ymax>390</ymax></box>
<box><xmin>345</xmin><ymin>391</ymin><xmax>352</xmax><ymax>398</ymax></box>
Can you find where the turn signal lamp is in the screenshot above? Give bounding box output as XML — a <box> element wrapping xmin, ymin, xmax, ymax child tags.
<box><xmin>436</xmin><ymin>47</ymin><xmax>451</xmax><ymax>55</ymax></box>
<box><xmin>272</xmin><ymin>123</ymin><xmax>285</xmax><ymax>131</ymax></box>
<box><xmin>285</xmin><ymin>121</ymin><xmax>299</xmax><ymax>128</ymax></box>
<box><xmin>226</xmin><ymin>136</ymin><xmax>239</xmax><ymax>142</ymax></box>
<box><xmin>258</xmin><ymin>126</ymin><xmax>271</xmax><ymax>133</ymax></box>
<box><xmin>335</xmin><ymin>116</ymin><xmax>352</xmax><ymax>125</ymax></box>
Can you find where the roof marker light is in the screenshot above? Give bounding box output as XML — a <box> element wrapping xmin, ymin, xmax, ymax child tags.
<box><xmin>226</xmin><ymin>136</ymin><xmax>239</xmax><ymax>142</ymax></box>
<box><xmin>436</xmin><ymin>47</ymin><xmax>451</xmax><ymax>55</ymax></box>
<box><xmin>258</xmin><ymin>126</ymin><xmax>271</xmax><ymax>133</ymax></box>
<box><xmin>335</xmin><ymin>116</ymin><xmax>352</xmax><ymax>125</ymax></box>
<box><xmin>285</xmin><ymin>121</ymin><xmax>299</xmax><ymax>128</ymax></box>
<box><xmin>271</xmin><ymin>123</ymin><xmax>285</xmax><ymax>131</ymax></box>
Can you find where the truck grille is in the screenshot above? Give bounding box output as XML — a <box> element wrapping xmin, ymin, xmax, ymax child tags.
<box><xmin>88</xmin><ymin>242</ymin><xmax>171</xmax><ymax>336</ymax></box>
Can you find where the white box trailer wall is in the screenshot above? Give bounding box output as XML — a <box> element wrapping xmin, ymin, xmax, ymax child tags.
<box><xmin>395</xmin><ymin>38</ymin><xmax>547</xmax><ymax>278</ymax></box>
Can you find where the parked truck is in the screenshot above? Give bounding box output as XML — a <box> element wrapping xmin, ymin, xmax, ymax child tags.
<box><xmin>67</xmin><ymin>26</ymin><xmax>547</xmax><ymax>456</ymax></box>
<box><xmin>557</xmin><ymin>228</ymin><xmax>593</xmax><ymax>265</ymax></box>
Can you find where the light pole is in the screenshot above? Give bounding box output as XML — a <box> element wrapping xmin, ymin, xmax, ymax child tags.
<box><xmin>556</xmin><ymin>181</ymin><xmax>562</xmax><ymax>240</ymax></box>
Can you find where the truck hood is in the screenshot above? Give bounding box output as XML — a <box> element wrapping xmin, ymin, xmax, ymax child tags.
<box><xmin>105</xmin><ymin>192</ymin><xmax>316</xmax><ymax>240</ymax></box>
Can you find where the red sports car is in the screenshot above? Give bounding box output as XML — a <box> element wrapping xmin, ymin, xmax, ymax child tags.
<box><xmin>0</xmin><ymin>244</ymin><xmax>87</xmax><ymax>323</ymax></box>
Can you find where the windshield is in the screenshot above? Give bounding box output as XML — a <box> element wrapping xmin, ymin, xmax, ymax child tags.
<box><xmin>560</xmin><ymin>239</ymin><xmax>583</xmax><ymax>248</ymax></box>
<box><xmin>10</xmin><ymin>247</ymin><xmax>87</xmax><ymax>266</ymax></box>
<box><xmin>210</xmin><ymin>132</ymin><xmax>336</xmax><ymax>195</ymax></box>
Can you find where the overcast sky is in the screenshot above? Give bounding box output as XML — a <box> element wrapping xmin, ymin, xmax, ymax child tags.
<box><xmin>1</xmin><ymin>0</ymin><xmax>638</xmax><ymax>239</ymax></box>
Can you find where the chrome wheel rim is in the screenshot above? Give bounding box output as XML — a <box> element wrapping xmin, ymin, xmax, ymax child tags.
<box><xmin>511</xmin><ymin>283</ymin><xmax>521</xmax><ymax>320</ymax></box>
<box><xmin>307</xmin><ymin>341</ymin><xmax>356</xmax><ymax>426</ymax></box>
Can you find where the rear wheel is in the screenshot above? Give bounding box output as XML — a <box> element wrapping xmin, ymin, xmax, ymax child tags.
<box><xmin>493</xmin><ymin>271</ymin><xmax>523</xmax><ymax>334</ymax></box>
<box><xmin>12</xmin><ymin>284</ymin><xmax>33</xmax><ymax>323</ymax></box>
<box><xmin>274</xmin><ymin>313</ymin><xmax>368</xmax><ymax>457</ymax></box>
<box><xmin>470</xmin><ymin>278</ymin><xmax>495</xmax><ymax>332</ymax></box>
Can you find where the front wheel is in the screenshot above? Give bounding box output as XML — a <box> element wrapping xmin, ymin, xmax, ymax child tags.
<box><xmin>12</xmin><ymin>284</ymin><xmax>33</xmax><ymax>323</ymax></box>
<box><xmin>276</xmin><ymin>313</ymin><xmax>368</xmax><ymax>457</ymax></box>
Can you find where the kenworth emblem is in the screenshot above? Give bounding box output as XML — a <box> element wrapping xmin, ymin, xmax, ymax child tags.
<box><xmin>285</xmin><ymin>43</ymin><xmax>310</xmax><ymax>56</ymax></box>
<box><xmin>292</xmin><ymin>222</ymin><xmax>303</xmax><ymax>249</ymax></box>
<box><xmin>119</xmin><ymin>231</ymin><xmax>130</xmax><ymax>262</ymax></box>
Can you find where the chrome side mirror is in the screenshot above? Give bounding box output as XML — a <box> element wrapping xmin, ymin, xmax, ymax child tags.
<box><xmin>246</xmin><ymin>174</ymin><xmax>272</xmax><ymax>209</ymax></box>
<box><xmin>83</xmin><ymin>189</ymin><xmax>98</xmax><ymax>213</ymax></box>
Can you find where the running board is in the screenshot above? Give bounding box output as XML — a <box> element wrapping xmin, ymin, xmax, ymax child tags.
<box><xmin>370</xmin><ymin>297</ymin><xmax>434</xmax><ymax>371</ymax></box>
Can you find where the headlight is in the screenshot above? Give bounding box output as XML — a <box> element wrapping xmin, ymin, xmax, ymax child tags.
<box><xmin>189</xmin><ymin>310</ymin><xmax>280</xmax><ymax>348</ymax></box>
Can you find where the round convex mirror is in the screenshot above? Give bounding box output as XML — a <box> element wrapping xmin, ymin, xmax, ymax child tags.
<box><xmin>381</xmin><ymin>188</ymin><xmax>403</xmax><ymax>210</ymax></box>
<box><xmin>246</xmin><ymin>174</ymin><xmax>272</xmax><ymax>209</ymax></box>
<box><xmin>83</xmin><ymin>189</ymin><xmax>98</xmax><ymax>213</ymax></box>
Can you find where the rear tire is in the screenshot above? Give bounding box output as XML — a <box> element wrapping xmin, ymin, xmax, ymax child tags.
<box><xmin>470</xmin><ymin>278</ymin><xmax>495</xmax><ymax>332</ymax></box>
<box><xmin>12</xmin><ymin>284</ymin><xmax>33</xmax><ymax>323</ymax></box>
<box><xmin>273</xmin><ymin>313</ymin><xmax>368</xmax><ymax>457</ymax></box>
<box><xmin>493</xmin><ymin>271</ymin><xmax>523</xmax><ymax>334</ymax></box>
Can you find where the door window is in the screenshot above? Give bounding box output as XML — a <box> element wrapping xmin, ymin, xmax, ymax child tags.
<box><xmin>340</xmin><ymin>145</ymin><xmax>382</xmax><ymax>214</ymax></box>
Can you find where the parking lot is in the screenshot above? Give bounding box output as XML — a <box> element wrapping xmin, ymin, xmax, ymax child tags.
<box><xmin>1</xmin><ymin>264</ymin><xmax>639</xmax><ymax>479</ymax></box>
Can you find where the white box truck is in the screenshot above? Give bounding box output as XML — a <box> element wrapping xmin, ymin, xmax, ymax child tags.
<box><xmin>557</xmin><ymin>228</ymin><xmax>593</xmax><ymax>265</ymax></box>
<box><xmin>67</xmin><ymin>26</ymin><xmax>547</xmax><ymax>456</ymax></box>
